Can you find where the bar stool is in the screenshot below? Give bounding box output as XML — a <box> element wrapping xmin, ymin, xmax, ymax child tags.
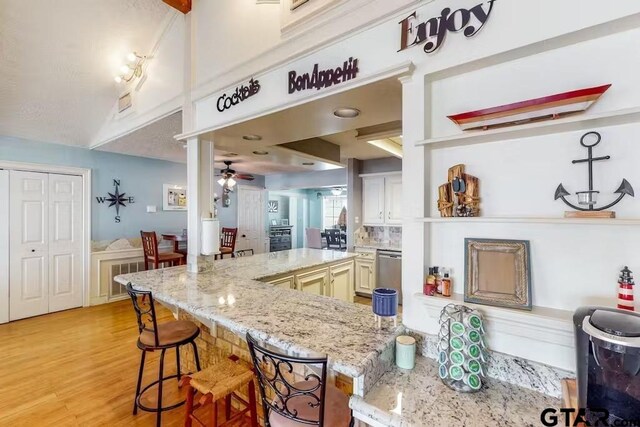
<box><xmin>215</xmin><ymin>228</ymin><xmax>238</xmax><ymax>260</ymax></box>
<box><xmin>246</xmin><ymin>333</ymin><xmax>354</xmax><ymax>427</ymax></box>
<box><xmin>126</xmin><ymin>283</ymin><xmax>202</xmax><ymax>427</ymax></box>
<box><xmin>181</xmin><ymin>355</ymin><xmax>259</xmax><ymax>427</ymax></box>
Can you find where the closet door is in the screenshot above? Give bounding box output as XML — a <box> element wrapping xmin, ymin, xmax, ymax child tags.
<box><xmin>9</xmin><ymin>170</ymin><xmax>49</xmax><ymax>320</ymax></box>
<box><xmin>0</xmin><ymin>170</ymin><xmax>8</xmax><ymax>324</ymax></box>
<box><xmin>48</xmin><ymin>174</ymin><xmax>83</xmax><ymax>312</ymax></box>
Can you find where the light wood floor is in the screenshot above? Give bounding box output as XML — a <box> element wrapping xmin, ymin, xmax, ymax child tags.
<box><xmin>0</xmin><ymin>300</ymin><xmax>245</xmax><ymax>427</ymax></box>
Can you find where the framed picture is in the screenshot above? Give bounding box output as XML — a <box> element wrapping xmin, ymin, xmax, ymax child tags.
<box><xmin>268</xmin><ymin>200</ymin><xmax>279</xmax><ymax>213</ymax></box>
<box><xmin>464</xmin><ymin>238</ymin><xmax>532</xmax><ymax>310</ymax></box>
<box><xmin>163</xmin><ymin>184</ymin><xmax>187</xmax><ymax>211</ymax></box>
<box><xmin>270</xmin><ymin>219</ymin><xmax>278</xmax><ymax>226</ymax></box>
<box><xmin>281</xmin><ymin>219</ymin><xmax>289</xmax><ymax>226</ymax></box>
<box><xmin>291</xmin><ymin>0</ymin><xmax>309</xmax><ymax>10</ymax></box>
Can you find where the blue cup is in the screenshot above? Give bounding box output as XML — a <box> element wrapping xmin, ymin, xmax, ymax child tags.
<box><xmin>372</xmin><ymin>288</ymin><xmax>398</xmax><ymax>317</ymax></box>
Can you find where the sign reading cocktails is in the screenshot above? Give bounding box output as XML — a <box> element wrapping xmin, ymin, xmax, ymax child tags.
<box><xmin>399</xmin><ymin>0</ymin><xmax>496</xmax><ymax>54</ymax></box>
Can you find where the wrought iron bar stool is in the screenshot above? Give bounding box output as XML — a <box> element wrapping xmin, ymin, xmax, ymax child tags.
<box><xmin>180</xmin><ymin>354</ymin><xmax>259</xmax><ymax>427</ymax></box>
<box><xmin>246</xmin><ymin>333</ymin><xmax>354</xmax><ymax>427</ymax></box>
<box><xmin>126</xmin><ymin>283</ymin><xmax>202</xmax><ymax>427</ymax></box>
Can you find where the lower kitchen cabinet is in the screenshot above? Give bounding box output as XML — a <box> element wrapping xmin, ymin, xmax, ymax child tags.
<box><xmin>266</xmin><ymin>260</ymin><xmax>355</xmax><ymax>302</ymax></box>
<box><xmin>355</xmin><ymin>250</ymin><xmax>376</xmax><ymax>295</ymax></box>
<box><xmin>270</xmin><ymin>275</ymin><xmax>295</xmax><ymax>289</ymax></box>
<box><xmin>295</xmin><ymin>269</ymin><xmax>329</xmax><ymax>296</ymax></box>
<box><xmin>328</xmin><ymin>262</ymin><xmax>355</xmax><ymax>303</ymax></box>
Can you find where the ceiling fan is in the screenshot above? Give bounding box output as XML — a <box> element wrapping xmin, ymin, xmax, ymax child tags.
<box><xmin>216</xmin><ymin>160</ymin><xmax>254</xmax><ymax>188</ymax></box>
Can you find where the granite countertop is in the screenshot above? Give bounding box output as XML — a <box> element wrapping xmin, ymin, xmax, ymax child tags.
<box><xmin>350</xmin><ymin>356</ymin><xmax>560</xmax><ymax>427</ymax></box>
<box><xmin>115</xmin><ymin>249</ymin><xmax>404</xmax><ymax>380</ymax></box>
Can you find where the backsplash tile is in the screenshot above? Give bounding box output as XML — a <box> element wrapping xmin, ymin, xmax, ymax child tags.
<box><xmin>354</xmin><ymin>226</ymin><xmax>402</xmax><ymax>249</ymax></box>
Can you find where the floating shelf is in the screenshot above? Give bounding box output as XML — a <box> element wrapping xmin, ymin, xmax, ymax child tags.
<box><xmin>416</xmin><ymin>106</ymin><xmax>640</xmax><ymax>148</ymax></box>
<box><xmin>419</xmin><ymin>217</ymin><xmax>640</xmax><ymax>225</ymax></box>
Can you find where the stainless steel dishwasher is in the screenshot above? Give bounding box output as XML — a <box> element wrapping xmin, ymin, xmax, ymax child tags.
<box><xmin>377</xmin><ymin>250</ymin><xmax>402</xmax><ymax>304</ymax></box>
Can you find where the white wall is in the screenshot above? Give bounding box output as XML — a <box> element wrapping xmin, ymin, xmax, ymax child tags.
<box><xmin>92</xmin><ymin>13</ymin><xmax>185</xmax><ymax>147</ymax></box>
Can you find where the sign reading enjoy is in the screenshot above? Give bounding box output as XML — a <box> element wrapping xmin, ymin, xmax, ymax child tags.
<box><xmin>217</xmin><ymin>78</ymin><xmax>261</xmax><ymax>112</ymax></box>
<box><xmin>399</xmin><ymin>0</ymin><xmax>496</xmax><ymax>54</ymax></box>
<box><xmin>288</xmin><ymin>57</ymin><xmax>359</xmax><ymax>94</ymax></box>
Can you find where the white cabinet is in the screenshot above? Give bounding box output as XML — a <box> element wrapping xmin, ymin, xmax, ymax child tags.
<box><xmin>362</xmin><ymin>174</ymin><xmax>402</xmax><ymax>226</ymax></box>
<box><xmin>355</xmin><ymin>250</ymin><xmax>376</xmax><ymax>295</ymax></box>
<box><xmin>270</xmin><ymin>275</ymin><xmax>295</xmax><ymax>289</ymax></box>
<box><xmin>328</xmin><ymin>262</ymin><xmax>354</xmax><ymax>303</ymax></box>
<box><xmin>295</xmin><ymin>269</ymin><xmax>328</xmax><ymax>296</ymax></box>
<box><xmin>385</xmin><ymin>175</ymin><xmax>403</xmax><ymax>225</ymax></box>
<box><xmin>362</xmin><ymin>177</ymin><xmax>385</xmax><ymax>225</ymax></box>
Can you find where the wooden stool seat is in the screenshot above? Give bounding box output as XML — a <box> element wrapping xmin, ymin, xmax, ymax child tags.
<box><xmin>219</xmin><ymin>247</ymin><xmax>233</xmax><ymax>255</ymax></box>
<box><xmin>139</xmin><ymin>320</ymin><xmax>199</xmax><ymax>348</ymax></box>
<box><xmin>157</xmin><ymin>252</ymin><xmax>185</xmax><ymax>263</ymax></box>
<box><xmin>182</xmin><ymin>355</ymin><xmax>258</xmax><ymax>427</ymax></box>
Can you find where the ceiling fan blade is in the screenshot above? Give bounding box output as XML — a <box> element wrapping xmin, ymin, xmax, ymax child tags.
<box><xmin>236</xmin><ymin>174</ymin><xmax>255</xmax><ymax>181</ymax></box>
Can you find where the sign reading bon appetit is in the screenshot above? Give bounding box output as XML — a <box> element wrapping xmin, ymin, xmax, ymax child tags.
<box><xmin>399</xmin><ymin>0</ymin><xmax>496</xmax><ymax>54</ymax></box>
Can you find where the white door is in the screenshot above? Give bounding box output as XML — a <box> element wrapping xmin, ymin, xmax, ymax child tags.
<box><xmin>362</xmin><ymin>177</ymin><xmax>385</xmax><ymax>225</ymax></box>
<box><xmin>0</xmin><ymin>170</ymin><xmax>9</xmax><ymax>324</ymax></box>
<box><xmin>237</xmin><ymin>186</ymin><xmax>265</xmax><ymax>254</ymax></box>
<box><xmin>9</xmin><ymin>170</ymin><xmax>49</xmax><ymax>320</ymax></box>
<box><xmin>385</xmin><ymin>175</ymin><xmax>403</xmax><ymax>225</ymax></box>
<box><xmin>48</xmin><ymin>174</ymin><xmax>83</xmax><ymax>312</ymax></box>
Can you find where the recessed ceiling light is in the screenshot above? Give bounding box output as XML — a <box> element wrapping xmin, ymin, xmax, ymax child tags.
<box><xmin>243</xmin><ymin>134</ymin><xmax>262</xmax><ymax>141</ymax></box>
<box><xmin>223</xmin><ymin>152</ymin><xmax>239</xmax><ymax>157</ymax></box>
<box><xmin>302</xmin><ymin>162</ymin><xmax>315</xmax><ymax>166</ymax></box>
<box><xmin>333</xmin><ymin>107</ymin><xmax>360</xmax><ymax>119</ymax></box>
<box><xmin>252</xmin><ymin>150</ymin><xmax>269</xmax><ymax>155</ymax></box>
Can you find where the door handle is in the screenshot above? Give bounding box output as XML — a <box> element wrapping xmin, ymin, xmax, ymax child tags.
<box><xmin>379</xmin><ymin>211</ymin><xmax>382</xmax><ymax>219</ymax></box>
<box><xmin>388</xmin><ymin>212</ymin><xmax>391</xmax><ymax>219</ymax></box>
<box><xmin>31</xmin><ymin>249</ymin><xmax>35</xmax><ymax>252</ymax></box>
<box><xmin>242</xmin><ymin>234</ymin><xmax>246</xmax><ymax>238</ymax></box>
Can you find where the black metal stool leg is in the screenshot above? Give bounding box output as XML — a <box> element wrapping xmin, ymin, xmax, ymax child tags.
<box><xmin>156</xmin><ymin>348</ymin><xmax>167</xmax><ymax>427</ymax></box>
<box><xmin>176</xmin><ymin>346</ymin><xmax>182</xmax><ymax>383</ymax></box>
<box><xmin>133</xmin><ymin>350</ymin><xmax>146</xmax><ymax>415</ymax></box>
<box><xmin>191</xmin><ymin>341</ymin><xmax>201</xmax><ymax>371</ymax></box>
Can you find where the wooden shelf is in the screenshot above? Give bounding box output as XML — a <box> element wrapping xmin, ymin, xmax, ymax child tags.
<box><xmin>416</xmin><ymin>107</ymin><xmax>640</xmax><ymax>148</ymax></box>
<box><xmin>419</xmin><ymin>216</ymin><xmax>640</xmax><ymax>225</ymax></box>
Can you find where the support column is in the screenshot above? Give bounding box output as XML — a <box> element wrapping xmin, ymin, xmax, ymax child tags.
<box><xmin>186</xmin><ymin>137</ymin><xmax>215</xmax><ymax>272</ymax></box>
<box><xmin>400</xmin><ymin>70</ymin><xmax>430</xmax><ymax>331</ymax></box>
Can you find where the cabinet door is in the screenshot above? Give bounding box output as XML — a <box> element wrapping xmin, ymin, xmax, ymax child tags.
<box><xmin>355</xmin><ymin>259</ymin><xmax>376</xmax><ymax>295</ymax></box>
<box><xmin>270</xmin><ymin>275</ymin><xmax>295</xmax><ymax>289</ymax></box>
<box><xmin>385</xmin><ymin>175</ymin><xmax>403</xmax><ymax>225</ymax></box>
<box><xmin>362</xmin><ymin>177</ymin><xmax>385</xmax><ymax>225</ymax></box>
<box><xmin>295</xmin><ymin>268</ymin><xmax>328</xmax><ymax>296</ymax></box>
<box><xmin>329</xmin><ymin>261</ymin><xmax>354</xmax><ymax>303</ymax></box>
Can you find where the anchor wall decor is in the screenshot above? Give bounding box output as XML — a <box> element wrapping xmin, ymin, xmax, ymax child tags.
<box><xmin>554</xmin><ymin>131</ymin><xmax>634</xmax><ymax>218</ymax></box>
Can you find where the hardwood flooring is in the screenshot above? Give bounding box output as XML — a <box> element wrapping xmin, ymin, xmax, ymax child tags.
<box><xmin>0</xmin><ymin>300</ymin><xmax>245</xmax><ymax>427</ymax></box>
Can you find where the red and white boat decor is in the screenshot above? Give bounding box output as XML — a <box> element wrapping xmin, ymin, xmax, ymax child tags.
<box><xmin>447</xmin><ymin>84</ymin><xmax>612</xmax><ymax>131</ymax></box>
<box><xmin>617</xmin><ymin>266</ymin><xmax>635</xmax><ymax>312</ymax></box>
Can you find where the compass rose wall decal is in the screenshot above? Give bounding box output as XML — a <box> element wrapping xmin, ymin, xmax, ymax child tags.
<box><xmin>554</xmin><ymin>131</ymin><xmax>634</xmax><ymax>218</ymax></box>
<box><xmin>96</xmin><ymin>179</ymin><xmax>135</xmax><ymax>223</ymax></box>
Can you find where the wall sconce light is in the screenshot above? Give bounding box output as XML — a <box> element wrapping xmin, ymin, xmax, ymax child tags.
<box><xmin>114</xmin><ymin>52</ymin><xmax>147</xmax><ymax>84</ymax></box>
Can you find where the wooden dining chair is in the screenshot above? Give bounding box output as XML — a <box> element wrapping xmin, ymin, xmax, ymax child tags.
<box><xmin>217</xmin><ymin>228</ymin><xmax>238</xmax><ymax>260</ymax></box>
<box><xmin>140</xmin><ymin>231</ymin><xmax>184</xmax><ymax>270</ymax></box>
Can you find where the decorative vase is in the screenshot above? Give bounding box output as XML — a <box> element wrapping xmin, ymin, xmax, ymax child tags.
<box><xmin>372</xmin><ymin>288</ymin><xmax>398</xmax><ymax>328</ymax></box>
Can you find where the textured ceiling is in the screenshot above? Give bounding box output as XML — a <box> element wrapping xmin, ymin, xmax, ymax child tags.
<box><xmin>0</xmin><ymin>0</ymin><xmax>170</xmax><ymax>146</ymax></box>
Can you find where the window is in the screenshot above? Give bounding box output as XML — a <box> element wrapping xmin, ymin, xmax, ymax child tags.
<box><xmin>322</xmin><ymin>196</ymin><xmax>347</xmax><ymax>230</ymax></box>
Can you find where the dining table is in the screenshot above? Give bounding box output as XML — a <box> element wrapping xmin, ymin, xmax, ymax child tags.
<box><xmin>161</xmin><ymin>231</ymin><xmax>187</xmax><ymax>253</ymax></box>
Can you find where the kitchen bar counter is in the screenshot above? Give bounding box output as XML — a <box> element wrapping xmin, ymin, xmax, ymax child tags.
<box><xmin>115</xmin><ymin>249</ymin><xmax>404</xmax><ymax>393</ymax></box>
<box><xmin>350</xmin><ymin>355</ymin><xmax>560</xmax><ymax>427</ymax></box>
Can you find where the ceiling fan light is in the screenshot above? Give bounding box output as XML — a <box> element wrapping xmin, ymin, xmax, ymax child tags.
<box><xmin>120</xmin><ymin>64</ymin><xmax>131</xmax><ymax>74</ymax></box>
<box><xmin>227</xmin><ymin>177</ymin><xmax>237</xmax><ymax>188</ymax></box>
<box><xmin>127</xmin><ymin>52</ymin><xmax>138</xmax><ymax>63</ymax></box>
<box><xmin>217</xmin><ymin>178</ymin><xmax>226</xmax><ymax>186</ymax></box>
<box><xmin>114</xmin><ymin>75</ymin><xmax>123</xmax><ymax>83</ymax></box>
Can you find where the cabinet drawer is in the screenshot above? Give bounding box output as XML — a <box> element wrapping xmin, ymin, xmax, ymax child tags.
<box><xmin>356</xmin><ymin>251</ymin><xmax>376</xmax><ymax>260</ymax></box>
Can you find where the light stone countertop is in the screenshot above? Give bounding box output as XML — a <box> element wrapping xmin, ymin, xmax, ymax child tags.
<box><xmin>355</xmin><ymin>244</ymin><xmax>402</xmax><ymax>252</ymax></box>
<box><xmin>115</xmin><ymin>249</ymin><xmax>404</xmax><ymax>382</ymax></box>
<box><xmin>349</xmin><ymin>356</ymin><xmax>561</xmax><ymax>427</ymax></box>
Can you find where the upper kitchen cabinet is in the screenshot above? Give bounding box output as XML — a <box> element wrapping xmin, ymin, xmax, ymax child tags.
<box><xmin>362</xmin><ymin>173</ymin><xmax>402</xmax><ymax>226</ymax></box>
